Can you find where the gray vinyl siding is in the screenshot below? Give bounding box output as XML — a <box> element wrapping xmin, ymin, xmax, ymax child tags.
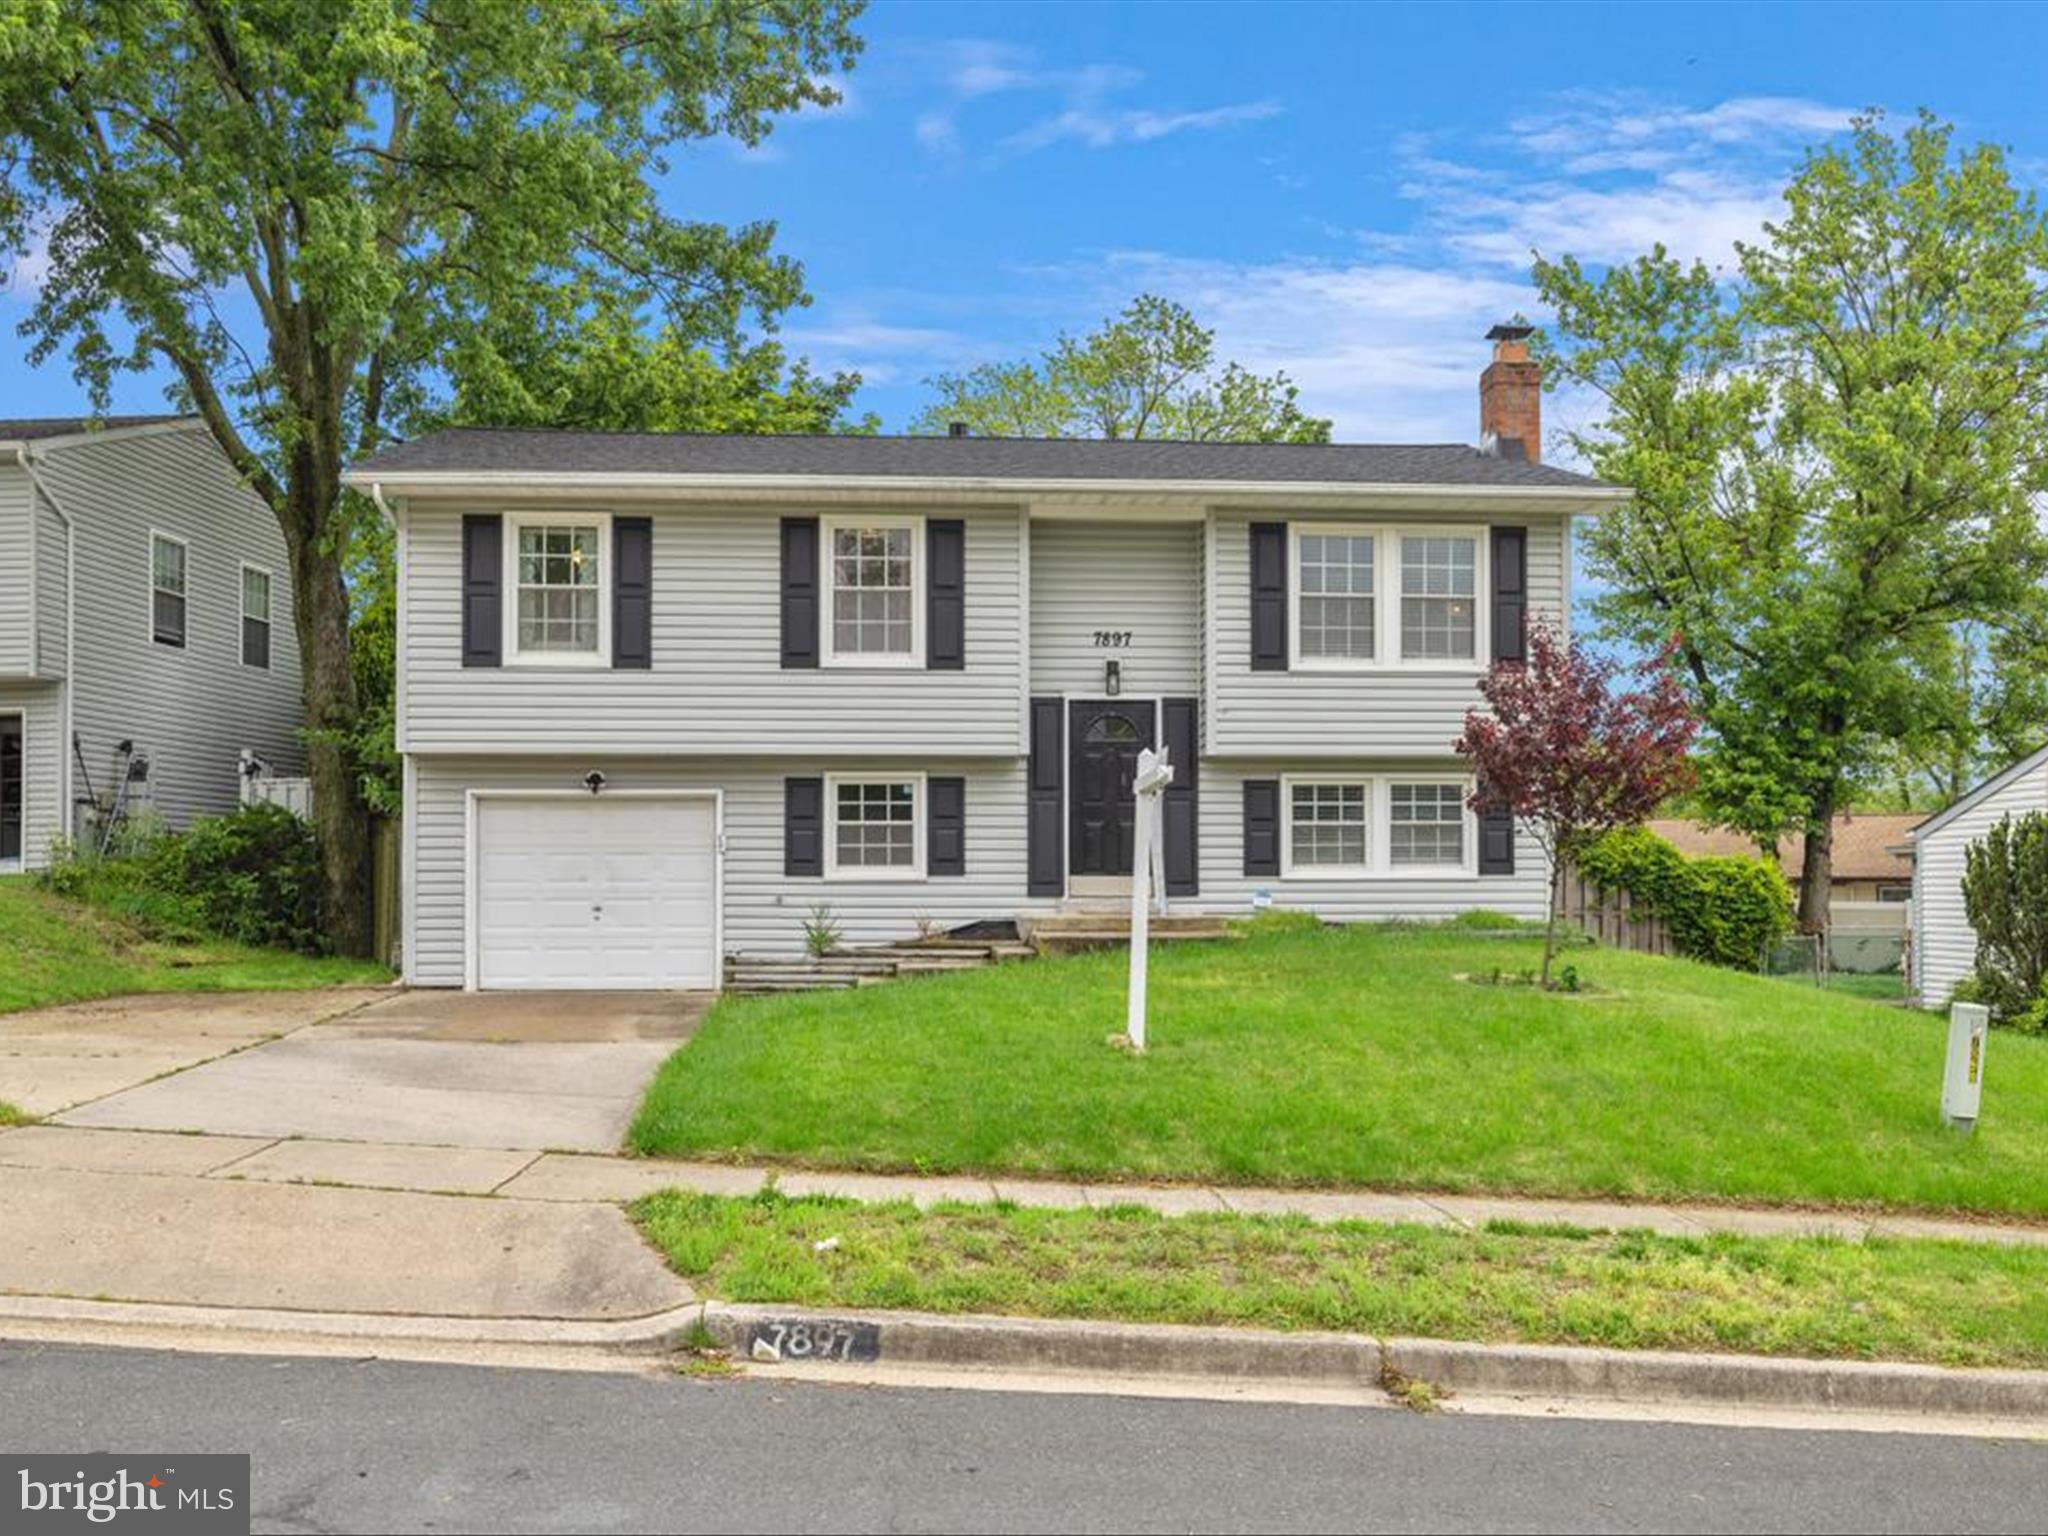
<box><xmin>1198</xmin><ymin>760</ymin><xmax>1551</xmax><ymax>922</ymax></box>
<box><xmin>36</xmin><ymin>427</ymin><xmax>304</xmax><ymax>829</ymax></box>
<box><xmin>0</xmin><ymin>680</ymin><xmax>64</xmax><ymax>867</ymax></box>
<box><xmin>406</xmin><ymin>754</ymin><xmax>1054</xmax><ymax>984</ymax></box>
<box><xmin>400</xmin><ymin>502</ymin><xmax>1024</xmax><ymax>757</ymax></box>
<box><xmin>0</xmin><ymin>466</ymin><xmax>29</xmax><ymax>676</ymax></box>
<box><xmin>1913</xmin><ymin>758</ymin><xmax>2048</xmax><ymax>1006</ymax></box>
<box><xmin>1205</xmin><ymin>508</ymin><xmax>1569</xmax><ymax>757</ymax></box>
<box><xmin>1029</xmin><ymin>520</ymin><xmax>1202</xmax><ymax>698</ymax></box>
<box><xmin>34</xmin><ymin>479</ymin><xmax>66</xmax><ymax>676</ymax></box>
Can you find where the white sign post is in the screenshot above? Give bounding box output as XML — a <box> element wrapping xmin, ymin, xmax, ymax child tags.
<box><xmin>1942</xmin><ymin>1001</ymin><xmax>1990</xmax><ymax>1132</ymax></box>
<box><xmin>1125</xmin><ymin>746</ymin><xmax>1174</xmax><ymax>1053</ymax></box>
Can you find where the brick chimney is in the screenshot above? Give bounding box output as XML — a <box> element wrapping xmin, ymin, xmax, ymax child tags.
<box><xmin>1480</xmin><ymin>322</ymin><xmax>1540</xmax><ymax>463</ymax></box>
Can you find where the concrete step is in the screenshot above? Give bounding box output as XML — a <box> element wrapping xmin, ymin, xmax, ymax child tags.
<box><xmin>1022</xmin><ymin>913</ymin><xmax>1234</xmax><ymax>941</ymax></box>
<box><xmin>1029</xmin><ymin>926</ymin><xmax>1236</xmax><ymax>955</ymax></box>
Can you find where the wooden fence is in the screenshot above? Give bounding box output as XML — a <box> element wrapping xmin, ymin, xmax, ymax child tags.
<box><xmin>1553</xmin><ymin>863</ymin><xmax>1677</xmax><ymax>957</ymax></box>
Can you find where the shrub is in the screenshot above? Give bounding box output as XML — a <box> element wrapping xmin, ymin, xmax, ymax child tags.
<box><xmin>1576</xmin><ymin>826</ymin><xmax>1792</xmax><ymax>970</ymax></box>
<box><xmin>1960</xmin><ymin>812</ymin><xmax>2048</xmax><ymax>1028</ymax></box>
<box><xmin>41</xmin><ymin>803</ymin><xmax>328</xmax><ymax>954</ymax></box>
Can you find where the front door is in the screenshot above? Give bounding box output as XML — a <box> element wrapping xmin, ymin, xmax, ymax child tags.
<box><xmin>1068</xmin><ymin>699</ymin><xmax>1155</xmax><ymax>877</ymax></box>
<box><xmin>0</xmin><ymin>716</ymin><xmax>20</xmax><ymax>863</ymax></box>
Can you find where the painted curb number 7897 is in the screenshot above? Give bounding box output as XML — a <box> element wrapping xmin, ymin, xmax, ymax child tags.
<box><xmin>746</xmin><ymin>1318</ymin><xmax>882</xmax><ymax>1364</ymax></box>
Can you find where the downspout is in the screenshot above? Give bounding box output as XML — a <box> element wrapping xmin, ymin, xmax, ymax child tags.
<box><xmin>12</xmin><ymin>446</ymin><xmax>78</xmax><ymax>847</ymax></box>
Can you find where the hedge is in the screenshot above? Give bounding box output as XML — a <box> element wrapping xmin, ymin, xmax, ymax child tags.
<box><xmin>1575</xmin><ymin>825</ymin><xmax>1792</xmax><ymax>970</ymax></box>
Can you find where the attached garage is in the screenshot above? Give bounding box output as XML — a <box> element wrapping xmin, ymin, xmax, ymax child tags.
<box><xmin>467</xmin><ymin>792</ymin><xmax>721</xmax><ymax>990</ymax></box>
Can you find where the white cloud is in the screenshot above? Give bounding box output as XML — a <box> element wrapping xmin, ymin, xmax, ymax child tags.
<box><xmin>3</xmin><ymin>224</ymin><xmax>50</xmax><ymax>302</ymax></box>
<box><xmin>916</xmin><ymin>39</ymin><xmax>1277</xmax><ymax>159</ymax></box>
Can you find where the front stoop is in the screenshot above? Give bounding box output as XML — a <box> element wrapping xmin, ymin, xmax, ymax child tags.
<box><xmin>1019</xmin><ymin>910</ymin><xmax>1236</xmax><ymax>955</ymax></box>
<box><xmin>725</xmin><ymin>937</ymin><xmax>1037</xmax><ymax>995</ymax></box>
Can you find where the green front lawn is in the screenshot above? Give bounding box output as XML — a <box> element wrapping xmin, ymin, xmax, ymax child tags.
<box><xmin>0</xmin><ymin>879</ymin><xmax>390</xmax><ymax>1016</ymax></box>
<box><xmin>631</xmin><ymin>916</ymin><xmax>2048</xmax><ymax>1217</ymax></box>
<box><xmin>634</xmin><ymin>1191</ymin><xmax>2048</xmax><ymax>1371</ymax></box>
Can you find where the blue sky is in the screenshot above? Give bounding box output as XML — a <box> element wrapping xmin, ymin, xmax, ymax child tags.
<box><xmin>8</xmin><ymin>0</ymin><xmax>2048</xmax><ymax>453</ymax></box>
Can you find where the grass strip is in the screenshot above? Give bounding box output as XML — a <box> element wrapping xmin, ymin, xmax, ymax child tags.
<box><xmin>633</xmin><ymin>1189</ymin><xmax>2048</xmax><ymax>1372</ymax></box>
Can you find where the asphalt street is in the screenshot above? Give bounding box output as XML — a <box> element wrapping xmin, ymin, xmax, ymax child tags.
<box><xmin>1</xmin><ymin>1341</ymin><xmax>2042</xmax><ymax>1534</ymax></box>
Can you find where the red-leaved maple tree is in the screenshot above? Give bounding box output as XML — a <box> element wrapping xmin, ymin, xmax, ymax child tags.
<box><xmin>1456</xmin><ymin>620</ymin><xmax>1699</xmax><ymax>986</ymax></box>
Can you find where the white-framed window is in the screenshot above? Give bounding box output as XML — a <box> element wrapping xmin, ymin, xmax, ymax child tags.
<box><xmin>1280</xmin><ymin>774</ymin><xmax>1478</xmax><ymax>878</ymax></box>
<box><xmin>240</xmin><ymin>563</ymin><xmax>273</xmax><ymax>670</ymax></box>
<box><xmin>822</xmin><ymin>515</ymin><xmax>923</xmax><ymax>667</ymax></box>
<box><xmin>1288</xmin><ymin>524</ymin><xmax>1486</xmax><ymax>669</ymax></box>
<box><xmin>150</xmin><ymin>531</ymin><xmax>188</xmax><ymax>648</ymax></box>
<box><xmin>1286</xmin><ymin>778</ymin><xmax>1371</xmax><ymax>875</ymax></box>
<box><xmin>505</xmin><ymin>512</ymin><xmax>610</xmax><ymax>666</ymax></box>
<box><xmin>1399</xmin><ymin>535</ymin><xmax>1479</xmax><ymax>662</ymax></box>
<box><xmin>1388</xmin><ymin>780</ymin><xmax>1470</xmax><ymax>869</ymax></box>
<box><xmin>1296</xmin><ymin>529</ymin><xmax>1375</xmax><ymax>662</ymax></box>
<box><xmin>825</xmin><ymin>774</ymin><xmax>925</xmax><ymax>879</ymax></box>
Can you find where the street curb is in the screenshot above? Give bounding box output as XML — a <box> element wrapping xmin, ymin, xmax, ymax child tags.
<box><xmin>695</xmin><ymin>1303</ymin><xmax>2048</xmax><ymax>1423</ymax></box>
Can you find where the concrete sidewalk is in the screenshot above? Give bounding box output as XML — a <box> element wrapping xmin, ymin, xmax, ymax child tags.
<box><xmin>2</xmin><ymin>1122</ymin><xmax>2042</xmax><ymax>1249</ymax></box>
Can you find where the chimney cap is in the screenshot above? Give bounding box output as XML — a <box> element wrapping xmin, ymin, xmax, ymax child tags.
<box><xmin>1486</xmin><ymin>322</ymin><xmax>1535</xmax><ymax>343</ymax></box>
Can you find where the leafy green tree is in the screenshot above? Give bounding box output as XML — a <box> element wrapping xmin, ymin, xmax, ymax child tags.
<box><xmin>1534</xmin><ymin>113</ymin><xmax>2048</xmax><ymax>932</ymax></box>
<box><xmin>0</xmin><ymin>0</ymin><xmax>863</xmax><ymax>953</ymax></box>
<box><xmin>912</xmin><ymin>294</ymin><xmax>1331</xmax><ymax>442</ymax></box>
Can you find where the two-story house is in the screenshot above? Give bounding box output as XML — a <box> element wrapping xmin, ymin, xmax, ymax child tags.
<box><xmin>1</xmin><ymin>415</ymin><xmax>305</xmax><ymax>870</ymax></box>
<box><xmin>347</xmin><ymin>328</ymin><xmax>1623</xmax><ymax>991</ymax></box>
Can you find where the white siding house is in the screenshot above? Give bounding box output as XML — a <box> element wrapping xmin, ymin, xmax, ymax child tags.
<box><xmin>350</xmin><ymin>329</ymin><xmax>1626</xmax><ymax>990</ymax></box>
<box><xmin>0</xmin><ymin>416</ymin><xmax>305</xmax><ymax>870</ymax></box>
<box><xmin>1910</xmin><ymin>745</ymin><xmax>2048</xmax><ymax>1006</ymax></box>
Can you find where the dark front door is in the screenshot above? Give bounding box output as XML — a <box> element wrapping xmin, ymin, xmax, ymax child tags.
<box><xmin>1068</xmin><ymin>699</ymin><xmax>1156</xmax><ymax>877</ymax></box>
<box><xmin>1</xmin><ymin>716</ymin><xmax>20</xmax><ymax>863</ymax></box>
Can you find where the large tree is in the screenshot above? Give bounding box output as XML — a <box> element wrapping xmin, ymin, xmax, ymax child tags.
<box><xmin>912</xmin><ymin>293</ymin><xmax>1332</xmax><ymax>442</ymax></box>
<box><xmin>0</xmin><ymin>0</ymin><xmax>863</xmax><ymax>954</ymax></box>
<box><xmin>1534</xmin><ymin>113</ymin><xmax>2048</xmax><ymax>932</ymax></box>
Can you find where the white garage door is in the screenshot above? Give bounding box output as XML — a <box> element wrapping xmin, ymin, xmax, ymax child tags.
<box><xmin>474</xmin><ymin>796</ymin><xmax>719</xmax><ymax>990</ymax></box>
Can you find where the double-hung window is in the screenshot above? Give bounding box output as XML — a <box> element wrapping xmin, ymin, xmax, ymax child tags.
<box><xmin>826</xmin><ymin>775</ymin><xmax>923</xmax><ymax>878</ymax></box>
<box><xmin>1398</xmin><ymin>535</ymin><xmax>1478</xmax><ymax>661</ymax></box>
<box><xmin>507</xmin><ymin>514</ymin><xmax>609</xmax><ymax>665</ymax></box>
<box><xmin>1281</xmin><ymin>776</ymin><xmax>1475</xmax><ymax>877</ymax></box>
<box><xmin>823</xmin><ymin>517</ymin><xmax>921</xmax><ymax>666</ymax></box>
<box><xmin>240</xmin><ymin>564</ymin><xmax>273</xmax><ymax>669</ymax></box>
<box><xmin>1289</xmin><ymin>525</ymin><xmax>1484</xmax><ymax>667</ymax></box>
<box><xmin>150</xmin><ymin>532</ymin><xmax>188</xmax><ymax>648</ymax></box>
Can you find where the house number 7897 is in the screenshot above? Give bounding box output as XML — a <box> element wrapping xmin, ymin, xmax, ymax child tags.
<box><xmin>1092</xmin><ymin>630</ymin><xmax>1134</xmax><ymax>648</ymax></box>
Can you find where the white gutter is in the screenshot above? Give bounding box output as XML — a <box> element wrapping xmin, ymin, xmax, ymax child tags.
<box><xmin>342</xmin><ymin>468</ymin><xmax>1630</xmax><ymax>514</ymax></box>
<box><xmin>12</xmin><ymin>446</ymin><xmax>79</xmax><ymax>844</ymax></box>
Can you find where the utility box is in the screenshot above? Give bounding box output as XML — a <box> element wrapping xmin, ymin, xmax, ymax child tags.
<box><xmin>1942</xmin><ymin>1002</ymin><xmax>1990</xmax><ymax>1132</ymax></box>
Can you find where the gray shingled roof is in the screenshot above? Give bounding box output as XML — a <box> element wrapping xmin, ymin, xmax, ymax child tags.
<box><xmin>352</xmin><ymin>427</ymin><xmax>1614</xmax><ymax>490</ymax></box>
<box><xmin>0</xmin><ymin>413</ymin><xmax>193</xmax><ymax>441</ymax></box>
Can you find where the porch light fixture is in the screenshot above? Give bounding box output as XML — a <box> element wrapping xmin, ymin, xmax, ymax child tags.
<box><xmin>1104</xmin><ymin>659</ymin><xmax>1122</xmax><ymax>697</ymax></box>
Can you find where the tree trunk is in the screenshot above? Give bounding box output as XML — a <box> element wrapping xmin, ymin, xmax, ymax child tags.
<box><xmin>1542</xmin><ymin>857</ymin><xmax>1564</xmax><ymax>988</ymax></box>
<box><xmin>286</xmin><ymin>476</ymin><xmax>374</xmax><ymax>959</ymax></box>
<box><xmin>1795</xmin><ymin>790</ymin><xmax>1836</xmax><ymax>935</ymax></box>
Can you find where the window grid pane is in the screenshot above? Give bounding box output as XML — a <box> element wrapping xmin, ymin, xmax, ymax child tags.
<box><xmin>241</xmin><ymin>567</ymin><xmax>270</xmax><ymax>623</ymax></box>
<box><xmin>152</xmin><ymin>537</ymin><xmax>185</xmax><ymax>597</ymax></box>
<box><xmin>1389</xmin><ymin>783</ymin><xmax>1466</xmax><ymax>867</ymax></box>
<box><xmin>834</xmin><ymin>780</ymin><xmax>918</xmax><ymax>869</ymax></box>
<box><xmin>831</xmin><ymin>525</ymin><xmax>915</xmax><ymax>656</ymax></box>
<box><xmin>1399</xmin><ymin>536</ymin><xmax>1476</xmax><ymax>660</ymax></box>
<box><xmin>516</xmin><ymin>523</ymin><xmax>602</xmax><ymax>654</ymax></box>
<box><xmin>1297</xmin><ymin>534</ymin><xmax>1375</xmax><ymax>660</ymax></box>
<box><xmin>1290</xmin><ymin>781</ymin><xmax>1369</xmax><ymax>870</ymax></box>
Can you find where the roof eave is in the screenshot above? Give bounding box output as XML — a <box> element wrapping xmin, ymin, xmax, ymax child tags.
<box><xmin>343</xmin><ymin>467</ymin><xmax>1630</xmax><ymax>514</ymax></box>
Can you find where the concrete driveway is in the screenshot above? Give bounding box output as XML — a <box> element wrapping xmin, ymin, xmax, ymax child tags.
<box><xmin>51</xmin><ymin>989</ymin><xmax>711</xmax><ymax>1154</ymax></box>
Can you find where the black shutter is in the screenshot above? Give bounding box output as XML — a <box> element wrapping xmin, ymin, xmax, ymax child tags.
<box><xmin>1479</xmin><ymin>804</ymin><xmax>1516</xmax><ymax>876</ymax></box>
<box><xmin>1027</xmin><ymin>697</ymin><xmax>1064</xmax><ymax>896</ymax></box>
<box><xmin>1162</xmin><ymin>697</ymin><xmax>1199</xmax><ymax>896</ymax></box>
<box><xmin>1250</xmin><ymin>521</ymin><xmax>1288</xmax><ymax>670</ymax></box>
<box><xmin>1242</xmin><ymin>779</ymin><xmax>1281</xmax><ymax>877</ymax></box>
<box><xmin>928</xmin><ymin>776</ymin><xmax>966</xmax><ymax>876</ymax></box>
<box><xmin>927</xmin><ymin>518</ymin><xmax>965</xmax><ymax>670</ymax></box>
<box><xmin>1491</xmin><ymin>525</ymin><xmax>1528</xmax><ymax>664</ymax></box>
<box><xmin>785</xmin><ymin>777</ymin><xmax>824</xmax><ymax>877</ymax></box>
<box><xmin>461</xmin><ymin>514</ymin><xmax>502</xmax><ymax>668</ymax></box>
<box><xmin>613</xmin><ymin>516</ymin><xmax>652</xmax><ymax>669</ymax></box>
<box><xmin>780</xmin><ymin>517</ymin><xmax>820</xmax><ymax>669</ymax></box>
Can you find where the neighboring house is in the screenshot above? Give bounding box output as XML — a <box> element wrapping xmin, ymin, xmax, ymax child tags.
<box><xmin>0</xmin><ymin>415</ymin><xmax>305</xmax><ymax>871</ymax></box>
<box><xmin>1645</xmin><ymin>815</ymin><xmax>1922</xmax><ymax>905</ymax></box>
<box><xmin>346</xmin><ymin>327</ymin><xmax>1627</xmax><ymax>991</ymax></box>
<box><xmin>1910</xmin><ymin>745</ymin><xmax>2048</xmax><ymax>1006</ymax></box>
